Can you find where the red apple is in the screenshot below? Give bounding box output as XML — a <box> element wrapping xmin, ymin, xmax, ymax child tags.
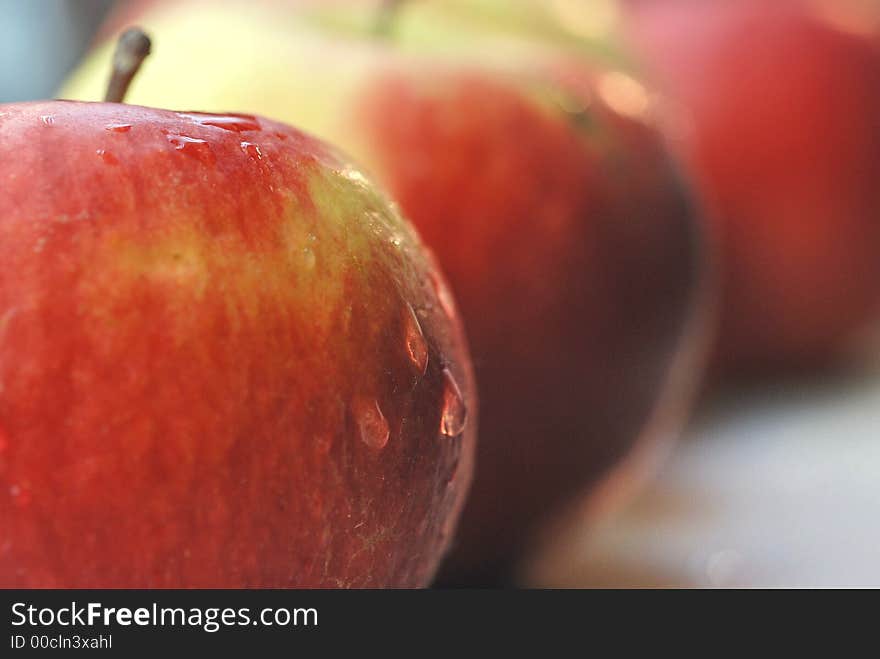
<box><xmin>624</xmin><ymin>0</ymin><xmax>880</xmax><ymax>374</ymax></box>
<box><xmin>63</xmin><ymin>2</ymin><xmax>711</xmax><ymax>583</ymax></box>
<box><xmin>0</xmin><ymin>96</ymin><xmax>476</xmax><ymax>587</ymax></box>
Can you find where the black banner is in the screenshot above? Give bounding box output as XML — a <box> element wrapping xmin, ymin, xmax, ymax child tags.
<box><xmin>1</xmin><ymin>587</ymin><xmax>827</xmax><ymax>653</ymax></box>
<box><xmin>0</xmin><ymin>589</ymin><xmax>622</xmax><ymax>653</ymax></box>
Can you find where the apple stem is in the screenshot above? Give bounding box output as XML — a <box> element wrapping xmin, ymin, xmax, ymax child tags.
<box><xmin>375</xmin><ymin>0</ymin><xmax>406</xmax><ymax>37</ymax></box>
<box><xmin>104</xmin><ymin>27</ymin><xmax>152</xmax><ymax>103</ymax></box>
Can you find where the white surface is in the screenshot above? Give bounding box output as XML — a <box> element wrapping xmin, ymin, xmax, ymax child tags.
<box><xmin>527</xmin><ymin>374</ymin><xmax>880</xmax><ymax>587</ymax></box>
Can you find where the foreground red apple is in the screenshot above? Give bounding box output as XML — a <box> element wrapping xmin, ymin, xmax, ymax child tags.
<box><xmin>624</xmin><ymin>0</ymin><xmax>880</xmax><ymax>374</ymax></box>
<box><xmin>63</xmin><ymin>2</ymin><xmax>711</xmax><ymax>583</ymax></box>
<box><xmin>0</xmin><ymin>88</ymin><xmax>476</xmax><ymax>585</ymax></box>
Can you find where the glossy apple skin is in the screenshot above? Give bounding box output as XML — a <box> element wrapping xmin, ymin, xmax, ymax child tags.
<box><xmin>625</xmin><ymin>0</ymin><xmax>880</xmax><ymax>374</ymax></box>
<box><xmin>63</xmin><ymin>2</ymin><xmax>710</xmax><ymax>582</ymax></box>
<box><xmin>0</xmin><ymin>101</ymin><xmax>476</xmax><ymax>588</ymax></box>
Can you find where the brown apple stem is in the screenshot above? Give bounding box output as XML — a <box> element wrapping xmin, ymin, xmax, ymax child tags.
<box><xmin>104</xmin><ymin>27</ymin><xmax>152</xmax><ymax>103</ymax></box>
<box><xmin>374</xmin><ymin>0</ymin><xmax>407</xmax><ymax>37</ymax></box>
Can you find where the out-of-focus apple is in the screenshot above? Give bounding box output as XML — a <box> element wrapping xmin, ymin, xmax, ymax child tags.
<box><xmin>63</xmin><ymin>1</ymin><xmax>710</xmax><ymax>583</ymax></box>
<box><xmin>624</xmin><ymin>0</ymin><xmax>880</xmax><ymax>374</ymax></box>
<box><xmin>0</xmin><ymin>89</ymin><xmax>476</xmax><ymax>587</ymax></box>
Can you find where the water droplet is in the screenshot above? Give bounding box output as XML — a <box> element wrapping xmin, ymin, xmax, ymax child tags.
<box><xmin>354</xmin><ymin>397</ymin><xmax>390</xmax><ymax>449</ymax></box>
<box><xmin>167</xmin><ymin>134</ymin><xmax>206</xmax><ymax>149</ymax></box>
<box><xmin>178</xmin><ymin>112</ymin><xmax>261</xmax><ymax>132</ymax></box>
<box><xmin>95</xmin><ymin>149</ymin><xmax>118</xmax><ymax>165</ymax></box>
<box><xmin>166</xmin><ymin>134</ymin><xmax>216</xmax><ymax>165</ymax></box>
<box><xmin>40</xmin><ymin>115</ymin><xmax>55</xmax><ymax>126</ymax></box>
<box><xmin>440</xmin><ymin>368</ymin><xmax>467</xmax><ymax>438</ymax></box>
<box><xmin>340</xmin><ymin>166</ymin><xmax>369</xmax><ymax>186</ymax></box>
<box><xmin>430</xmin><ymin>271</ymin><xmax>457</xmax><ymax>320</ymax></box>
<box><xmin>302</xmin><ymin>247</ymin><xmax>316</xmax><ymax>270</ymax></box>
<box><xmin>403</xmin><ymin>304</ymin><xmax>428</xmax><ymax>375</ymax></box>
<box><xmin>390</xmin><ymin>235</ymin><xmax>402</xmax><ymax>248</ymax></box>
<box><xmin>240</xmin><ymin>141</ymin><xmax>263</xmax><ymax>160</ymax></box>
<box><xmin>105</xmin><ymin>123</ymin><xmax>132</xmax><ymax>133</ymax></box>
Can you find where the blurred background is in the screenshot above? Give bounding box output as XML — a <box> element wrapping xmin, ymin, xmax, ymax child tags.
<box><xmin>524</xmin><ymin>376</ymin><xmax>880</xmax><ymax>587</ymax></box>
<box><xmin>3</xmin><ymin>0</ymin><xmax>880</xmax><ymax>587</ymax></box>
<box><xmin>0</xmin><ymin>0</ymin><xmax>113</xmax><ymax>103</ymax></box>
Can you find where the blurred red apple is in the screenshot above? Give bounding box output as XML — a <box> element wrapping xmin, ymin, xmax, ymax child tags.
<box><xmin>624</xmin><ymin>0</ymin><xmax>880</xmax><ymax>374</ymax></box>
<box><xmin>63</xmin><ymin>1</ymin><xmax>711</xmax><ymax>583</ymax></box>
<box><xmin>0</xmin><ymin>96</ymin><xmax>476</xmax><ymax>588</ymax></box>
<box><xmin>360</xmin><ymin>64</ymin><xmax>711</xmax><ymax>584</ymax></box>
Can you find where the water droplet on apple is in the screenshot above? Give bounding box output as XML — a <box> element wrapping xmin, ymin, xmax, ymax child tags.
<box><xmin>105</xmin><ymin>123</ymin><xmax>132</xmax><ymax>133</ymax></box>
<box><xmin>430</xmin><ymin>271</ymin><xmax>457</xmax><ymax>321</ymax></box>
<box><xmin>403</xmin><ymin>304</ymin><xmax>428</xmax><ymax>375</ymax></box>
<box><xmin>178</xmin><ymin>112</ymin><xmax>261</xmax><ymax>132</ymax></box>
<box><xmin>354</xmin><ymin>397</ymin><xmax>390</xmax><ymax>449</ymax></box>
<box><xmin>40</xmin><ymin>115</ymin><xmax>55</xmax><ymax>126</ymax></box>
<box><xmin>340</xmin><ymin>166</ymin><xmax>370</xmax><ymax>187</ymax></box>
<box><xmin>439</xmin><ymin>368</ymin><xmax>467</xmax><ymax>438</ymax></box>
<box><xmin>96</xmin><ymin>149</ymin><xmax>118</xmax><ymax>165</ymax></box>
<box><xmin>240</xmin><ymin>141</ymin><xmax>263</xmax><ymax>160</ymax></box>
<box><xmin>166</xmin><ymin>134</ymin><xmax>216</xmax><ymax>165</ymax></box>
